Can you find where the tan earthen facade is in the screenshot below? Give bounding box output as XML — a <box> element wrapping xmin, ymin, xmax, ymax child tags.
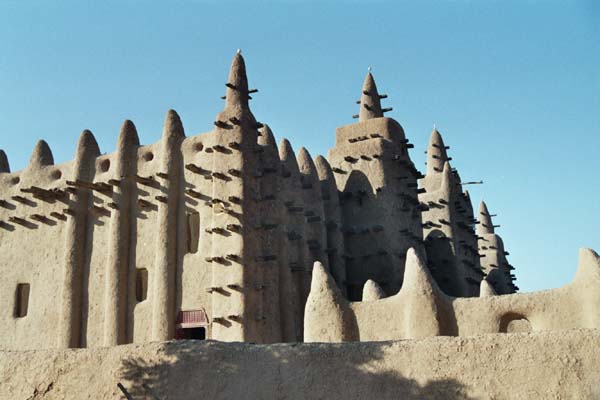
<box><xmin>7</xmin><ymin>51</ymin><xmax>580</xmax><ymax>351</ymax></box>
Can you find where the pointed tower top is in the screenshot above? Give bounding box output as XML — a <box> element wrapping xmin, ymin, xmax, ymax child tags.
<box><xmin>0</xmin><ymin>149</ymin><xmax>9</xmax><ymax>173</ymax></box>
<box><xmin>257</xmin><ymin>124</ymin><xmax>275</xmax><ymax>147</ymax></box>
<box><xmin>162</xmin><ymin>109</ymin><xmax>185</xmax><ymax>139</ymax></box>
<box><xmin>224</xmin><ymin>51</ymin><xmax>250</xmax><ymax>109</ymax></box>
<box><xmin>75</xmin><ymin>130</ymin><xmax>100</xmax><ymax>160</ymax></box>
<box><xmin>426</xmin><ymin>127</ymin><xmax>449</xmax><ymax>176</ymax></box>
<box><xmin>358</xmin><ymin>72</ymin><xmax>384</xmax><ymax>122</ymax></box>
<box><xmin>477</xmin><ymin>200</ymin><xmax>494</xmax><ymax>235</ymax></box>
<box><xmin>117</xmin><ymin>119</ymin><xmax>140</xmax><ymax>150</ymax></box>
<box><xmin>314</xmin><ymin>155</ymin><xmax>334</xmax><ymax>182</ymax></box>
<box><xmin>297</xmin><ymin>147</ymin><xmax>316</xmax><ymax>176</ymax></box>
<box><xmin>29</xmin><ymin>140</ymin><xmax>54</xmax><ymax>169</ymax></box>
<box><xmin>278</xmin><ymin>138</ymin><xmax>295</xmax><ymax>163</ymax></box>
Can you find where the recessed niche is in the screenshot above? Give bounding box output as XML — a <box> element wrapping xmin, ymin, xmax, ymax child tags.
<box><xmin>143</xmin><ymin>152</ymin><xmax>154</xmax><ymax>162</ymax></box>
<box><xmin>10</xmin><ymin>176</ymin><xmax>20</xmax><ymax>185</ymax></box>
<box><xmin>51</xmin><ymin>170</ymin><xmax>62</xmax><ymax>180</ymax></box>
<box><xmin>14</xmin><ymin>283</ymin><xmax>30</xmax><ymax>318</ymax></box>
<box><xmin>99</xmin><ymin>159</ymin><xmax>110</xmax><ymax>172</ymax></box>
<box><xmin>187</xmin><ymin>212</ymin><xmax>200</xmax><ymax>254</ymax></box>
<box><xmin>194</xmin><ymin>143</ymin><xmax>204</xmax><ymax>152</ymax></box>
<box><xmin>136</xmin><ymin>268</ymin><xmax>148</xmax><ymax>302</ymax></box>
<box><xmin>499</xmin><ymin>313</ymin><xmax>531</xmax><ymax>333</ymax></box>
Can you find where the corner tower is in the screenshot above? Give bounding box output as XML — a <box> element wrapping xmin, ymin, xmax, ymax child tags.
<box><xmin>328</xmin><ymin>71</ymin><xmax>423</xmax><ymax>300</ymax></box>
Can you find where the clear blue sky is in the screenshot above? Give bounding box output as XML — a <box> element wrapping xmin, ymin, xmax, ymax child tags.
<box><xmin>0</xmin><ymin>1</ymin><xmax>598</xmax><ymax>292</ymax></box>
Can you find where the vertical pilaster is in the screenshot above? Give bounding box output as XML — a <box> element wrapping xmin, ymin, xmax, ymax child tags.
<box><xmin>279</xmin><ymin>138</ymin><xmax>307</xmax><ymax>340</ymax></box>
<box><xmin>58</xmin><ymin>132</ymin><xmax>99</xmax><ymax>348</ymax></box>
<box><xmin>297</xmin><ymin>148</ymin><xmax>327</xmax><ymax>303</ymax></box>
<box><xmin>256</xmin><ymin>125</ymin><xmax>283</xmax><ymax>343</ymax></box>
<box><xmin>315</xmin><ymin>155</ymin><xmax>347</xmax><ymax>295</ymax></box>
<box><xmin>103</xmin><ymin>120</ymin><xmax>139</xmax><ymax>346</ymax></box>
<box><xmin>151</xmin><ymin>110</ymin><xmax>184</xmax><ymax>341</ymax></box>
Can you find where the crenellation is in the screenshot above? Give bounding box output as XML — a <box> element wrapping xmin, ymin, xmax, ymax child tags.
<box><xmin>305</xmin><ymin>247</ymin><xmax>600</xmax><ymax>342</ymax></box>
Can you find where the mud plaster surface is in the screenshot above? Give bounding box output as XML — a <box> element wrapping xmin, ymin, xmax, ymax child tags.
<box><xmin>1</xmin><ymin>329</ymin><xmax>599</xmax><ymax>400</ymax></box>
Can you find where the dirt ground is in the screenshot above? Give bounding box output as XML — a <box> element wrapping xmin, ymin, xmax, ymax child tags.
<box><xmin>1</xmin><ymin>329</ymin><xmax>599</xmax><ymax>400</ymax></box>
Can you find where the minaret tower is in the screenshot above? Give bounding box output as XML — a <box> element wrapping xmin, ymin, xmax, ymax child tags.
<box><xmin>208</xmin><ymin>51</ymin><xmax>281</xmax><ymax>342</ymax></box>
<box><xmin>328</xmin><ymin>70</ymin><xmax>423</xmax><ymax>299</ymax></box>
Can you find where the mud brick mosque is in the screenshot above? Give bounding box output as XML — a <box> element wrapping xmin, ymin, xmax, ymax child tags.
<box><xmin>2</xmin><ymin>52</ymin><xmax>598</xmax><ymax>350</ymax></box>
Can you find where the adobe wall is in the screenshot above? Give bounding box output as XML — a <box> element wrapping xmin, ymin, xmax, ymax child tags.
<box><xmin>305</xmin><ymin>247</ymin><xmax>600</xmax><ymax>342</ymax></box>
<box><xmin>1</xmin><ymin>329</ymin><xmax>599</xmax><ymax>399</ymax></box>
<box><xmin>0</xmin><ymin>51</ymin><xmax>523</xmax><ymax>350</ymax></box>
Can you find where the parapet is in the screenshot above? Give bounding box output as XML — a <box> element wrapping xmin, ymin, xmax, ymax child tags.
<box><xmin>304</xmin><ymin>247</ymin><xmax>600</xmax><ymax>341</ymax></box>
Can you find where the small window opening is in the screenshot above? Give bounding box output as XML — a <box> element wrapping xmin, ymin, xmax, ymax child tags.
<box><xmin>136</xmin><ymin>269</ymin><xmax>148</xmax><ymax>302</ymax></box>
<box><xmin>187</xmin><ymin>211</ymin><xmax>200</xmax><ymax>254</ymax></box>
<box><xmin>15</xmin><ymin>283</ymin><xmax>30</xmax><ymax>318</ymax></box>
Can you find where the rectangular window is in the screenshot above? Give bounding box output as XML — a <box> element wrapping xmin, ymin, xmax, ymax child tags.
<box><xmin>136</xmin><ymin>269</ymin><xmax>148</xmax><ymax>302</ymax></box>
<box><xmin>187</xmin><ymin>212</ymin><xmax>200</xmax><ymax>254</ymax></box>
<box><xmin>14</xmin><ymin>283</ymin><xmax>30</xmax><ymax>318</ymax></box>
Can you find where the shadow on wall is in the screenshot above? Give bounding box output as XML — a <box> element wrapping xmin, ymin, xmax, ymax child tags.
<box><xmin>118</xmin><ymin>340</ymin><xmax>477</xmax><ymax>400</ymax></box>
<box><xmin>424</xmin><ymin>229</ymin><xmax>462</xmax><ymax>297</ymax></box>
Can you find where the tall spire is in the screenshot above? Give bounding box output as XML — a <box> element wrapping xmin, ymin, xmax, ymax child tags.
<box><xmin>426</xmin><ymin>127</ymin><xmax>450</xmax><ymax>175</ymax></box>
<box><xmin>358</xmin><ymin>72</ymin><xmax>385</xmax><ymax>121</ymax></box>
<box><xmin>478</xmin><ymin>201</ymin><xmax>494</xmax><ymax>235</ymax></box>
<box><xmin>0</xmin><ymin>150</ymin><xmax>9</xmax><ymax>173</ymax></box>
<box><xmin>29</xmin><ymin>140</ymin><xmax>54</xmax><ymax>169</ymax></box>
<box><xmin>224</xmin><ymin>51</ymin><xmax>250</xmax><ymax>109</ymax></box>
